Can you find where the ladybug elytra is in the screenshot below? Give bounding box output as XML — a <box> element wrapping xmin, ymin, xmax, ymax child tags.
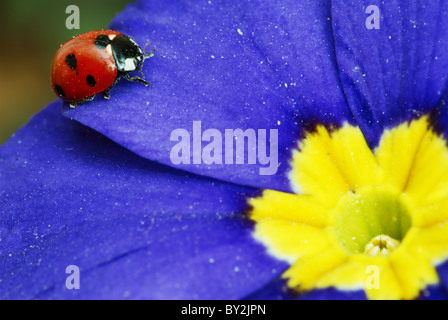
<box><xmin>51</xmin><ymin>30</ymin><xmax>154</xmax><ymax>107</ymax></box>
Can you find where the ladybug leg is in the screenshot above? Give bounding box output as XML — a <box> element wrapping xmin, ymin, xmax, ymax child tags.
<box><xmin>143</xmin><ymin>42</ymin><xmax>156</xmax><ymax>60</ymax></box>
<box><xmin>121</xmin><ymin>72</ymin><xmax>153</xmax><ymax>87</ymax></box>
<box><xmin>103</xmin><ymin>77</ymin><xmax>120</xmax><ymax>99</ymax></box>
<box><xmin>143</xmin><ymin>48</ymin><xmax>156</xmax><ymax>60</ymax></box>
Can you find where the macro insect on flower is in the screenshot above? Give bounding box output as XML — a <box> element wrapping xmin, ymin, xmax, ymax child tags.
<box><xmin>51</xmin><ymin>30</ymin><xmax>155</xmax><ymax>108</ymax></box>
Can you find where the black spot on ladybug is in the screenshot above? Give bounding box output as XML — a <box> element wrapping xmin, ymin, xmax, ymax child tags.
<box><xmin>94</xmin><ymin>34</ymin><xmax>111</xmax><ymax>50</ymax></box>
<box><xmin>54</xmin><ymin>84</ymin><xmax>65</xmax><ymax>97</ymax></box>
<box><xmin>86</xmin><ymin>75</ymin><xmax>96</xmax><ymax>87</ymax></box>
<box><xmin>65</xmin><ymin>53</ymin><xmax>77</xmax><ymax>70</ymax></box>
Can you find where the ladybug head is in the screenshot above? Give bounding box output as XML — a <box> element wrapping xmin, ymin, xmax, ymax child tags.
<box><xmin>111</xmin><ymin>35</ymin><xmax>147</xmax><ymax>73</ymax></box>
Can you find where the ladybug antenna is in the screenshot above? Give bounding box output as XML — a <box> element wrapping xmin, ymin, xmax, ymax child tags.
<box><xmin>143</xmin><ymin>41</ymin><xmax>156</xmax><ymax>60</ymax></box>
<box><xmin>137</xmin><ymin>66</ymin><xmax>145</xmax><ymax>79</ymax></box>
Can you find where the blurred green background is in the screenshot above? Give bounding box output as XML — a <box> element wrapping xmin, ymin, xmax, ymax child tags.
<box><xmin>0</xmin><ymin>0</ymin><xmax>131</xmax><ymax>144</ymax></box>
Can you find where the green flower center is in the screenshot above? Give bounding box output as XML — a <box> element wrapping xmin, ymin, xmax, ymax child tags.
<box><xmin>332</xmin><ymin>186</ymin><xmax>412</xmax><ymax>255</ymax></box>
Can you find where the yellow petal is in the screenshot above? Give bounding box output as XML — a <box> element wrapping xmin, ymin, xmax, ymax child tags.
<box><xmin>253</xmin><ymin>219</ymin><xmax>330</xmax><ymax>264</ymax></box>
<box><xmin>375</xmin><ymin>117</ymin><xmax>430</xmax><ymax>191</ymax></box>
<box><xmin>289</xmin><ymin>124</ymin><xmax>384</xmax><ymax>207</ymax></box>
<box><xmin>249</xmin><ymin>189</ymin><xmax>329</xmax><ymax>227</ymax></box>
<box><xmin>283</xmin><ymin>241</ymin><xmax>348</xmax><ymax>290</ymax></box>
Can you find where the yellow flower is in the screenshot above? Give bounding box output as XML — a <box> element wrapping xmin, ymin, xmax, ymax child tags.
<box><xmin>249</xmin><ymin>116</ymin><xmax>448</xmax><ymax>300</ymax></box>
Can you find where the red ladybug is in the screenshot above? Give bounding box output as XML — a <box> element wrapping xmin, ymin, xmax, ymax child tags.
<box><xmin>51</xmin><ymin>30</ymin><xmax>154</xmax><ymax>107</ymax></box>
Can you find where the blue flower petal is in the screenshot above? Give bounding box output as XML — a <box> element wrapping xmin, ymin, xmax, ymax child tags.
<box><xmin>0</xmin><ymin>101</ymin><xmax>288</xmax><ymax>299</ymax></box>
<box><xmin>243</xmin><ymin>277</ymin><xmax>296</xmax><ymax>300</ymax></box>
<box><xmin>299</xmin><ymin>288</ymin><xmax>367</xmax><ymax>300</ymax></box>
<box><xmin>418</xmin><ymin>285</ymin><xmax>448</xmax><ymax>300</ymax></box>
<box><xmin>332</xmin><ymin>0</ymin><xmax>448</xmax><ymax>147</ymax></box>
<box><xmin>429</xmin><ymin>92</ymin><xmax>448</xmax><ymax>138</ymax></box>
<box><xmin>434</xmin><ymin>259</ymin><xmax>448</xmax><ymax>299</ymax></box>
<box><xmin>62</xmin><ymin>0</ymin><xmax>354</xmax><ymax>193</ymax></box>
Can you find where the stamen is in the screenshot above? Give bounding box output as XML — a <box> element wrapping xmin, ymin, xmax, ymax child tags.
<box><xmin>364</xmin><ymin>234</ymin><xmax>400</xmax><ymax>257</ymax></box>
